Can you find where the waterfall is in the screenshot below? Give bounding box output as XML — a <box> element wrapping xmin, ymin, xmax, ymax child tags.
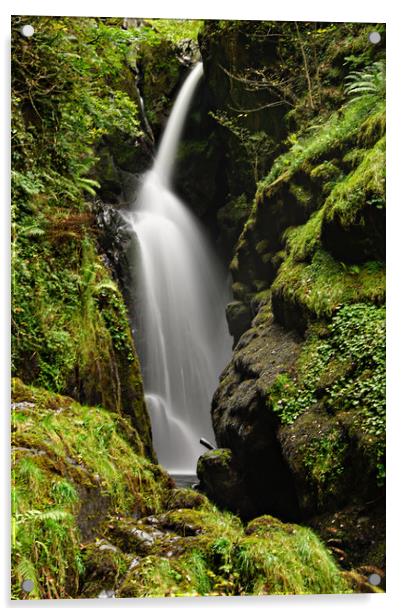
<box><xmin>128</xmin><ymin>63</ymin><xmax>232</xmax><ymax>474</ymax></box>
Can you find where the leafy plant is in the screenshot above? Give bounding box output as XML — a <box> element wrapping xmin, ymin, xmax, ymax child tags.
<box><xmin>345</xmin><ymin>60</ymin><xmax>385</xmax><ymax>103</ymax></box>
<box><xmin>267</xmin><ymin>304</ymin><xmax>385</xmax><ymax>485</ymax></box>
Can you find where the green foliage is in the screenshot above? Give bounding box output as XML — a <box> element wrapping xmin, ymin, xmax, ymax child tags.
<box><xmin>11</xmin><ymin>16</ymin><xmax>145</xmax><ymax>401</ymax></box>
<box><xmin>11</xmin><ymin>379</ymin><xmax>170</xmax><ymax>599</ymax></box>
<box><xmin>259</xmin><ymin>95</ymin><xmax>384</xmax><ymax>192</ymax></box>
<box><xmin>236</xmin><ymin>520</ymin><xmax>350</xmax><ymax>595</ymax></box>
<box><xmin>345</xmin><ymin>60</ymin><xmax>385</xmax><ymax>103</ymax></box>
<box><xmin>11</xmin><ymin>379</ymin><xmax>353</xmax><ymax>600</ymax></box>
<box><xmin>267</xmin><ymin>304</ymin><xmax>385</xmax><ymax>484</ymax></box>
<box><xmin>302</xmin><ymin>429</ymin><xmax>347</xmax><ymax>497</ymax></box>
<box><xmin>324</xmin><ymin>136</ymin><xmax>385</xmax><ymax>225</ymax></box>
<box><xmin>12</xmin><ymin>16</ymin><xmax>141</xmax><ymax>215</ymax></box>
<box><xmin>269</xmin><ymin>373</ymin><xmax>318</xmax><ymax>425</ymax></box>
<box><xmin>283</xmin><ymin>209</ymin><xmax>324</xmax><ymax>262</ymax></box>
<box><xmin>12</xmin><ymin>226</ymin><xmax>139</xmax><ymax>410</ymax></box>
<box><xmin>117</xmin><ymin>507</ymin><xmax>350</xmax><ymax>598</ymax></box>
<box><xmin>273</xmin><ymin>248</ymin><xmax>384</xmax><ymax>319</ymax></box>
<box><xmin>327</xmin><ymin>304</ymin><xmax>386</xmax><ymax>482</ymax></box>
<box><xmin>145</xmin><ymin>19</ymin><xmax>203</xmax><ymax>44</ymax></box>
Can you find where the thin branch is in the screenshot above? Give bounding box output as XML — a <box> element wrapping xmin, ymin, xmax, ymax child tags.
<box><xmin>294</xmin><ymin>21</ymin><xmax>315</xmax><ymax>110</ymax></box>
<box><xmin>228</xmin><ymin>99</ymin><xmax>293</xmax><ymax>114</ymax></box>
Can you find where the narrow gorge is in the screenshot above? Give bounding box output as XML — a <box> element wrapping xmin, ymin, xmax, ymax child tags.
<box><xmin>11</xmin><ymin>17</ymin><xmax>385</xmax><ymax>599</ymax></box>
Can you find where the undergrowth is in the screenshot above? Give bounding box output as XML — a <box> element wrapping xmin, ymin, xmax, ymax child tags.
<box><xmin>267</xmin><ymin>304</ymin><xmax>385</xmax><ymax>484</ymax></box>
<box><xmin>11</xmin><ymin>379</ymin><xmax>170</xmax><ymax>599</ymax></box>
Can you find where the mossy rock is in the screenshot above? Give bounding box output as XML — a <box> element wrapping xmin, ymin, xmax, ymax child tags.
<box><xmin>272</xmin><ymin>248</ymin><xmax>385</xmax><ymax>329</ymax></box>
<box><xmin>12</xmin><ymin>232</ymin><xmax>155</xmax><ymax>459</ymax></box>
<box><xmin>210</xmin><ymin>306</ymin><xmax>303</xmax><ymax>521</ymax></box>
<box><xmin>80</xmin><ymin>539</ymin><xmax>131</xmax><ymax>598</ymax></box>
<box><xmin>196</xmin><ymin>449</ymin><xmax>253</xmax><ymax>519</ymax></box>
<box><xmin>245</xmin><ymin>514</ymin><xmax>296</xmax><ymax>536</ymax></box>
<box><xmin>11</xmin><ymin>380</ymin><xmax>171</xmax><ymax>599</ymax></box>
<box><xmin>235</xmin><ymin>516</ymin><xmax>352</xmax><ymax>595</ymax></box>
<box><xmin>278</xmin><ymin>406</ymin><xmax>352</xmax><ymax>514</ymax></box>
<box><xmin>116</xmin><ymin>554</ymin><xmax>200</xmax><ymax>598</ymax></box>
<box><xmin>100</xmin><ymin>517</ymin><xmax>166</xmax><ymax>555</ymax></box>
<box><xmin>321</xmin><ymin>137</ymin><xmax>385</xmax><ymax>263</ymax></box>
<box><xmin>166</xmin><ymin>488</ymin><xmax>209</xmax><ymax>511</ymax></box>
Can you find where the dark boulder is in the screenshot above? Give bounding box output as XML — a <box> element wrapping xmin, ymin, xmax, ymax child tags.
<box><xmin>225</xmin><ymin>301</ymin><xmax>252</xmax><ymax>345</ymax></box>
<box><xmin>196</xmin><ymin>448</ymin><xmax>252</xmax><ymax>518</ymax></box>
<box><xmin>209</xmin><ymin>299</ymin><xmax>302</xmax><ymax>521</ymax></box>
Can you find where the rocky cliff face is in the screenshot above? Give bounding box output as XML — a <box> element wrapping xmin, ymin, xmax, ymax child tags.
<box><xmin>196</xmin><ymin>20</ymin><xmax>385</xmax><ymax>576</ymax></box>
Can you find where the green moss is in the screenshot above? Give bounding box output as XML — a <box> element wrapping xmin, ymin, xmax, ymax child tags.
<box><xmin>258</xmin><ymin>96</ymin><xmax>384</xmax><ymax>194</ymax></box>
<box><xmin>81</xmin><ymin>540</ymin><xmax>131</xmax><ymax>598</ymax></box>
<box><xmin>273</xmin><ymin>249</ymin><xmax>384</xmax><ymax>319</ymax></box>
<box><xmin>117</xmin><ymin>508</ymin><xmax>352</xmax><ymax>598</ymax></box>
<box><xmin>158</xmin><ymin>505</ymin><xmax>242</xmax><ymax>543</ymax></box>
<box><xmin>323</xmin><ymin>136</ymin><xmax>385</xmax><ymax>226</ymax></box>
<box><xmin>117</xmin><ymin>553</ymin><xmax>203</xmax><ymax>598</ymax></box>
<box><xmin>358</xmin><ymin>108</ymin><xmax>386</xmax><ymax>147</ymax></box>
<box><xmin>236</xmin><ymin>516</ymin><xmax>350</xmax><ymax>595</ymax></box>
<box><xmin>301</xmin><ymin>429</ymin><xmax>348</xmax><ymax>498</ymax></box>
<box><xmin>12</xmin><ymin>231</ymin><xmax>153</xmax><ymax>452</ymax></box>
<box><xmin>165</xmin><ymin>488</ymin><xmax>210</xmax><ymax>511</ymax></box>
<box><xmin>11</xmin><ymin>379</ymin><xmax>170</xmax><ymax>599</ymax></box>
<box><xmin>310</xmin><ymin>161</ymin><xmax>341</xmax><ymax>183</ymax></box>
<box><xmin>288</xmin><ymin>183</ymin><xmax>312</xmax><ymax>208</ymax></box>
<box><xmin>268</xmin><ymin>373</ymin><xmax>316</xmax><ymax>425</ymax></box>
<box><xmin>197</xmin><ymin>448</ymin><xmax>233</xmax><ymax>473</ymax></box>
<box><xmin>267</xmin><ymin>304</ymin><xmax>385</xmax><ymax>486</ymax></box>
<box><xmin>283</xmin><ymin>209</ymin><xmax>324</xmax><ymax>262</ymax></box>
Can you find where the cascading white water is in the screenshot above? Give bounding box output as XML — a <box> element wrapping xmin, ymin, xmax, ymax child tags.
<box><xmin>128</xmin><ymin>63</ymin><xmax>232</xmax><ymax>474</ymax></box>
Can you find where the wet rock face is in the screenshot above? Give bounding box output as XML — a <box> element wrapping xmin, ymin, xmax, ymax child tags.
<box><xmin>209</xmin><ymin>301</ymin><xmax>302</xmax><ymax>521</ymax></box>
<box><xmin>196</xmin><ymin>448</ymin><xmax>251</xmax><ymax>518</ymax></box>
<box><xmin>94</xmin><ymin>201</ymin><xmax>136</xmax><ymax>312</ymax></box>
<box><xmin>225</xmin><ymin>301</ymin><xmax>252</xmax><ymax>345</ymax></box>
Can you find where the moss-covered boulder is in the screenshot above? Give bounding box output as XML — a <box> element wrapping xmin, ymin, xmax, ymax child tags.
<box><xmin>11</xmin><ymin>380</ymin><xmax>172</xmax><ymax>599</ymax></box>
<box><xmin>116</xmin><ymin>507</ymin><xmax>353</xmax><ymax>598</ymax></box>
<box><xmin>210</xmin><ymin>299</ymin><xmax>302</xmax><ymax>521</ymax></box>
<box><xmin>80</xmin><ymin>539</ymin><xmax>131</xmax><ymax>598</ymax></box>
<box><xmin>165</xmin><ymin>487</ymin><xmax>210</xmax><ymax>511</ymax></box>
<box><xmin>196</xmin><ymin>449</ymin><xmax>251</xmax><ymax>518</ymax></box>
<box><xmin>238</xmin><ymin>515</ymin><xmax>351</xmax><ymax>595</ymax></box>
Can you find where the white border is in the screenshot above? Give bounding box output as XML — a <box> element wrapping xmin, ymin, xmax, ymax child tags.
<box><xmin>1</xmin><ymin>1</ymin><xmax>401</xmax><ymax>614</ymax></box>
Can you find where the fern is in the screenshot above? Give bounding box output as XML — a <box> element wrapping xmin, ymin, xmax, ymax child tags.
<box><xmin>17</xmin><ymin>508</ymin><xmax>74</xmax><ymax>523</ymax></box>
<box><xmin>94</xmin><ymin>279</ymin><xmax>118</xmax><ymax>294</ymax></box>
<box><xmin>14</xmin><ymin>557</ymin><xmax>40</xmax><ymax>598</ymax></box>
<box><xmin>21</xmin><ymin>225</ymin><xmax>45</xmax><ymax>238</ymax></box>
<box><xmin>76</xmin><ymin>177</ymin><xmax>101</xmax><ymax>196</ymax></box>
<box><xmin>345</xmin><ymin>60</ymin><xmax>385</xmax><ymax>103</ymax></box>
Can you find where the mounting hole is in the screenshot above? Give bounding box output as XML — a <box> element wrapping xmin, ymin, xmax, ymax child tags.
<box><xmin>368</xmin><ymin>573</ymin><xmax>381</xmax><ymax>586</ymax></box>
<box><xmin>22</xmin><ymin>579</ymin><xmax>34</xmax><ymax>592</ymax></box>
<box><xmin>368</xmin><ymin>31</ymin><xmax>381</xmax><ymax>45</ymax></box>
<box><xmin>20</xmin><ymin>24</ymin><xmax>35</xmax><ymax>38</ymax></box>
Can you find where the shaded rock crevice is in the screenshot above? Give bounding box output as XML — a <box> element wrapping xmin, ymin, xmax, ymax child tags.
<box><xmin>198</xmin><ymin>300</ymin><xmax>302</xmax><ymax>521</ymax></box>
